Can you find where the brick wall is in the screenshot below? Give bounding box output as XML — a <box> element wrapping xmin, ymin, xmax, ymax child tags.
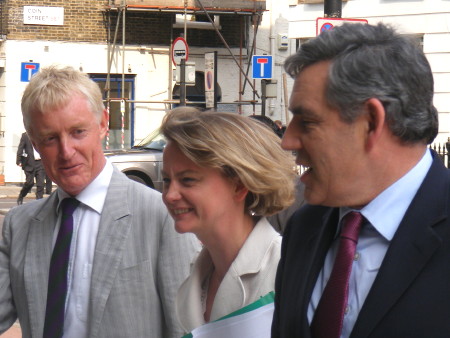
<box><xmin>6</xmin><ymin>1</ymin><xmax>108</xmax><ymax>42</ymax></box>
<box><xmin>108</xmin><ymin>11</ymin><xmax>245</xmax><ymax>47</ymax></box>
<box><xmin>4</xmin><ymin>1</ymin><xmax>246</xmax><ymax>47</ymax></box>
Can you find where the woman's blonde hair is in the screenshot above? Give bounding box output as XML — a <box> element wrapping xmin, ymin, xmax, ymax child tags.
<box><xmin>160</xmin><ymin>107</ymin><xmax>296</xmax><ymax>216</ymax></box>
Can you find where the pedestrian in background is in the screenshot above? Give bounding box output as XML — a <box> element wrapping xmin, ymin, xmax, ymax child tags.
<box><xmin>16</xmin><ymin>131</ymin><xmax>45</xmax><ymax>204</ymax></box>
<box><xmin>45</xmin><ymin>173</ymin><xmax>53</xmax><ymax>195</ymax></box>
<box><xmin>272</xmin><ymin>22</ymin><xmax>450</xmax><ymax>338</ymax></box>
<box><xmin>274</xmin><ymin>119</ymin><xmax>286</xmax><ymax>138</ymax></box>
<box><xmin>0</xmin><ymin>66</ymin><xmax>200</xmax><ymax>338</ymax></box>
<box><xmin>161</xmin><ymin>108</ymin><xmax>295</xmax><ymax>335</ymax></box>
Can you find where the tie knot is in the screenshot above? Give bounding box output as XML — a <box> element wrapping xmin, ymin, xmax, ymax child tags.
<box><xmin>341</xmin><ymin>211</ymin><xmax>363</xmax><ymax>242</ymax></box>
<box><xmin>61</xmin><ymin>198</ymin><xmax>80</xmax><ymax>217</ymax></box>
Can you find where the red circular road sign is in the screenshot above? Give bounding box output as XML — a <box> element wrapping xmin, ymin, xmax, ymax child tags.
<box><xmin>316</xmin><ymin>17</ymin><xmax>368</xmax><ymax>36</ymax></box>
<box><xmin>320</xmin><ymin>22</ymin><xmax>334</xmax><ymax>33</ymax></box>
<box><xmin>171</xmin><ymin>37</ymin><xmax>189</xmax><ymax>66</ymax></box>
<box><xmin>206</xmin><ymin>70</ymin><xmax>213</xmax><ymax>90</ymax></box>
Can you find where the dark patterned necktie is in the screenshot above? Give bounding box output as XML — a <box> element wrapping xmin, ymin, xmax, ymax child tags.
<box><xmin>43</xmin><ymin>198</ymin><xmax>80</xmax><ymax>338</ymax></box>
<box><xmin>311</xmin><ymin>211</ymin><xmax>363</xmax><ymax>338</ymax></box>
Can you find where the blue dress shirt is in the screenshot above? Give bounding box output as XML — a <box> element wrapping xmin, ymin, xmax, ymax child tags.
<box><xmin>308</xmin><ymin>149</ymin><xmax>433</xmax><ymax>338</ymax></box>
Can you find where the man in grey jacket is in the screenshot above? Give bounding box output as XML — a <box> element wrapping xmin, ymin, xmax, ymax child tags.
<box><xmin>0</xmin><ymin>65</ymin><xmax>200</xmax><ymax>338</ymax></box>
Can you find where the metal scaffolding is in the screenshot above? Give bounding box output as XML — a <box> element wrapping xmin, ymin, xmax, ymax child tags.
<box><xmin>104</xmin><ymin>0</ymin><xmax>265</xmax><ymax>106</ymax></box>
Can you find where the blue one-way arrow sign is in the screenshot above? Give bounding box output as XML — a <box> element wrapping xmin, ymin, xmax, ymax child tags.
<box><xmin>252</xmin><ymin>55</ymin><xmax>273</xmax><ymax>79</ymax></box>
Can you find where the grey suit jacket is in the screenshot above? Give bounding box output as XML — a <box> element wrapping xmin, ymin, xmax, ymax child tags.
<box><xmin>0</xmin><ymin>168</ymin><xmax>201</xmax><ymax>338</ymax></box>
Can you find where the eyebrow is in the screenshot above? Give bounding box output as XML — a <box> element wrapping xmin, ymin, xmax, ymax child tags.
<box><xmin>289</xmin><ymin>105</ymin><xmax>320</xmax><ymax>120</ymax></box>
<box><xmin>161</xmin><ymin>169</ymin><xmax>198</xmax><ymax>177</ymax></box>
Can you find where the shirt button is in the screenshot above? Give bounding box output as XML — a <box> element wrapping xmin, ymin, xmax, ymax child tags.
<box><xmin>354</xmin><ymin>252</ymin><xmax>360</xmax><ymax>261</ymax></box>
<box><xmin>345</xmin><ymin>306</ymin><xmax>350</xmax><ymax>315</ymax></box>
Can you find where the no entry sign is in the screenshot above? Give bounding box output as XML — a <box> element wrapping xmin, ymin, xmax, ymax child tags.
<box><xmin>171</xmin><ymin>37</ymin><xmax>189</xmax><ymax>66</ymax></box>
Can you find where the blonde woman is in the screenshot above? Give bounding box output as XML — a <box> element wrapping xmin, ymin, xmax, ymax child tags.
<box><xmin>160</xmin><ymin>108</ymin><xmax>296</xmax><ymax>333</ymax></box>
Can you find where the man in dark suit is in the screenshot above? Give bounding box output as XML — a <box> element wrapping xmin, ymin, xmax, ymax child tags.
<box><xmin>272</xmin><ymin>23</ymin><xmax>450</xmax><ymax>337</ymax></box>
<box><xmin>16</xmin><ymin>132</ymin><xmax>45</xmax><ymax>204</ymax></box>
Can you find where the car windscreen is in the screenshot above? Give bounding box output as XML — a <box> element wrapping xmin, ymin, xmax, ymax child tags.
<box><xmin>133</xmin><ymin>128</ymin><xmax>166</xmax><ymax>151</ymax></box>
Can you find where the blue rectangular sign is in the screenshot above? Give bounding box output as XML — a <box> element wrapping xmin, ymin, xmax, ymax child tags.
<box><xmin>252</xmin><ymin>55</ymin><xmax>273</xmax><ymax>79</ymax></box>
<box><xmin>21</xmin><ymin>62</ymin><xmax>40</xmax><ymax>82</ymax></box>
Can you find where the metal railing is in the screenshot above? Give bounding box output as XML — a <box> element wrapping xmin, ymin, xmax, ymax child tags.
<box><xmin>430</xmin><ymin>142</ymin><xmax>450</xmax><ymax>168</ymax></box>
<box><xmin>292</xmin><ymin>142</ymin><xmax>450</xmax><ymax>176</ymax></box>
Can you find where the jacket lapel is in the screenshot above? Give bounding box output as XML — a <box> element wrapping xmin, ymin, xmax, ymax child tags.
<box><xmin>212</xmin><ymin>218</ymin><xmax>276</xmax><ymax>319</ymax></box>
<box><xmin>177</xmin><ymin>249</ymin><xmax>213</xmax><ymax>332</ymax></box>
<box><xmin>88</xmin><ymin>169</ymin><xmax>132</xmax><ymax>338</ymax></box>
<box><xmin>301</xmin><ymin>208</ymin><xmax>339</xmax><ymax>336</ymax></box>
<box><xmin>282</xmin><ymin>206</ymin><xmax>338</xmax><ymax>337</ymax></box>
<box><xmin>24</xmin><ymin>194</ymin><xmax>59</xmax><ymax>337</ymax></box>
<box><xmin>351</xmin><ymin>156</ymin><xmax>448</xmax><ymax>338</ymax></box>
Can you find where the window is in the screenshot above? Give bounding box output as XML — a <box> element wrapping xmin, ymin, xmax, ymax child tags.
<box><xmin>90</xmin><ymin>74</ymin><xmax>136</xmax><ymax>149</ymax></box>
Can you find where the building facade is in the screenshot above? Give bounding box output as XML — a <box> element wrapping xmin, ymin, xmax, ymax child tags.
<box><xmin>0</xmin><ymin>0</ymin><xmax>448</xmax><ymax>183</ymax></box>
<box><xmin>0</xmin><ymin>0</ymin><xmax>270</xmax><ymax>183</ymax></box>
<box><xmin>282</xmin><ymin>0</ymin><xmax>450</xmax><ymax>143</ymax></box>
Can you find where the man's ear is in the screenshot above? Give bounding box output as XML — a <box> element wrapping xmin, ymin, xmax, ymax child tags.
<box><xmin>364</xmin><ymin>98</ymin><xmax>386</xmax><ymax>151</ymax></box>
<box><xmin>99</xmin><ymin>109</ymin><xmax>109</xmax><ymax>139</ymax></box>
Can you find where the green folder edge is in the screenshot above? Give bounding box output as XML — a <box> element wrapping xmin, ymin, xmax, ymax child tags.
<box><xmin>182</xmin><ymin>291</ymin><xmax>275</xmax><ymax>338</ymax></box>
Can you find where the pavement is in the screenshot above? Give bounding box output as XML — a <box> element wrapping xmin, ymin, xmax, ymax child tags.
<box><xmin>0</xmin><ymin>183</ymin><xmax>23</xmax><ymax>199</ymax></box>
<box><xmin>0</xmin><ymin>183</ymin><xmax>52</xmax><ymax>215</ymax></box>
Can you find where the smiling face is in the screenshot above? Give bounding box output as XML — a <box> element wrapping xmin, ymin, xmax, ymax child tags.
<box><xmin>29</xmin><ymin>94</ymin><xmax>108</xmax><ymax>196</ymax></box>
<box><xmin>281</xmin><ymin>61</ymin><xmax>367</xmax><ymax>207</ymax></box>
<box><xmin>162</xmin><ymin>141</ymin><xmax>244</xmax><ymax>239</ymax></box>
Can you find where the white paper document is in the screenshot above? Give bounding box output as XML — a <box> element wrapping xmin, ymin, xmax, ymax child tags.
<box><xmin>183</xmin><ymin>292</ymin><xmax>274</xmax><ymax>338</ymax></box>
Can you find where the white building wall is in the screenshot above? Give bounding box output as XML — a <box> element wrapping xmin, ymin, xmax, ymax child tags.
<box><xmin>1</xmin><ymin>1</ymin><xmax>449</xmax><ymax>183</ymax></box>
<box><xmin>284</xmin><ymin>0</ymin><xmax>450</xmax><ymax>144</ymax></box>
<box><xmin>0</xmin><ymin>40</ymin><xmax>255</xmax><ymax>183</ymax></box>
<box><xmin>0</xmin><ymin>40</ymin><xmax>176</xmax><ymax>183</ymax></box>
<box><xmin>251</xmin><ymin>0</ymin><xmax>296</xmax><ymax>124</ymax></box>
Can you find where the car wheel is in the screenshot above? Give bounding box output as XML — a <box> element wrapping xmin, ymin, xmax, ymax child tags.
<box><xmin>126</xmin><ymin>174</ymin><xmax>147</xmax><ymax>186</ymax></box>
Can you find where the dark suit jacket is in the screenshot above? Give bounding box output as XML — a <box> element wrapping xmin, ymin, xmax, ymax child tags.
<box><xmin>272</xmin><ymin>153</ymin><xmax>450</xmax><ymax>338</ymax></box>
<box><xmin>16</xmin><ymin>132</ymin><xmax>35</xmax><ymax>171</ymax></box>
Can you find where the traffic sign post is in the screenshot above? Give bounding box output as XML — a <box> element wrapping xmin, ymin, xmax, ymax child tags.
<box><xmin>205</xmin><ymin>51</ymin><xmax>217</xmax><ymax>109</ymax></box>
<box><xmin>316</xmin><ymin>17</ymin><xmax>368</xmax><ymax>36</ymax></box>
<box><xmin>252</xmin><ymin>55</ymin><xmax>273</xmax><ymax>80</ymax></box>
<box><xmin>172</xmin><ymin>37</ymin><xmax>189</xmax><ymax>106</ymax></box>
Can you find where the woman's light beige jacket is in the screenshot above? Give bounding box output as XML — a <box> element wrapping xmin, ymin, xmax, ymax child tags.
<box><xmin>176</xmin><ymin>217</ymin><xmax>281</xmax><ymax>334</ymax></box>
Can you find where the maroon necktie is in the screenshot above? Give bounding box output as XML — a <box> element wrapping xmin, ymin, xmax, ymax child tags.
<box><xmin>311</xmin><ymin>211</ymin><xmax>363</xmax><ymax>338</ymax></box>
<box><xmin>43</xmin><ymin>198</ymin><xmax>80</xmax><ymax>338</ymax></box>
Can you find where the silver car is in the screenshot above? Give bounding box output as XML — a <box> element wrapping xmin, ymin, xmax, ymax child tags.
<box><xmin>104</xmin><ymin>129</ymin><xmax>166</xmax><ymax>191</ymax></box>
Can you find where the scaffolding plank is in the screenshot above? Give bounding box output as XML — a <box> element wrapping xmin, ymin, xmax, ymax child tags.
<box><xmin>122</xmin><ymin>0</ymin><xmax>265</xmax><ymax>11</ymax></box>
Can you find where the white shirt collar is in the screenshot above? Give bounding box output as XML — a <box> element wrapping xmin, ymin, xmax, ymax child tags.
<box><xmin>57</xmin><ymin>159</ymin><xmax>114</xmax><ymax>214</ymax></box>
